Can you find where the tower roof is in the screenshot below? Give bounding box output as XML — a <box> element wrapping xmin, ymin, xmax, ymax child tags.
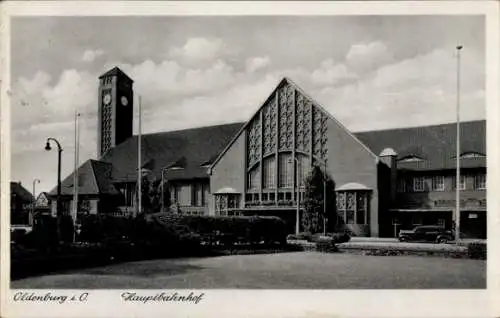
<box><xmin>98</xmin><ymin>66</ymin><xmax>134</xmax><ymax>82</ymax></box>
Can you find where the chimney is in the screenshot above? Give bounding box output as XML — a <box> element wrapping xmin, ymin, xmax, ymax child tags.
<box><xmin>379</xmin><ymin>148</ymin><xmax>398</xmax><ymax>203</ymax></box>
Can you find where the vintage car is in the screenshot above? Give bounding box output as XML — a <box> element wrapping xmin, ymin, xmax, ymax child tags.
<box><xmin>398</xmin><ymin>225</ymin><xmax>454</xmax><ymax>244</ymax></box>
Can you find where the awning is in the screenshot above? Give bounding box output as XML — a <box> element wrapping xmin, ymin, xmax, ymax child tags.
<box><xmin>336</xmin><ymin>182</ymin><xmax>371</xmax><ymax>191</ymax></box>
<box><xmin>214</xmin><ymin>187</ymin><xmax>240</xmax><ymax>194</ymax></box>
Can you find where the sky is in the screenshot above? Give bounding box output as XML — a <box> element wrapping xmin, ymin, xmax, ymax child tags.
<box><xmin>9</xmin><ymin>15</ymin><xmax>485</xmax><ymax>195</ymax></box>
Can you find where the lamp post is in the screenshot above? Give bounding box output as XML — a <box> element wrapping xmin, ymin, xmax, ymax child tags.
<box><xmin>45</xmin><ymin>137</ymin><xmax>63</xmax><ymax>240</ymax></box>
<box><xmin>455</xmin><ymin>44</ymin><xmax>463</xmax><ymax>245</ymax></box>
<box><xmin>31</xmin><ymin>178</ymin><xmax>40</xmax><ymax>226</ymax></box>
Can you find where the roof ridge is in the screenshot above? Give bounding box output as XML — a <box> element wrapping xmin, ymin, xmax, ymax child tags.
<box><xmin>285</xmin><ymin>77</ymin><xmax>378</xmax><ymax>159</ymax></box>
<box><xmin>354</xmin><ymin>119</ymin><xmax>485</xmax><ymax>134</ymax></box>
<box><xmin>88</xmin><ymin>160</ymin><xmax>101</xmax><ymax>194</ymax></box>
<box><xmin>134</xmin><ymin>121</ymin><xmax>245</xmax><ymax>137</ymax></box>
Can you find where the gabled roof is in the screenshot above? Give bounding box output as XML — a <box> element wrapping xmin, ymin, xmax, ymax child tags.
<box><xmin>10</xmin><ymin>182</ymin><xmax>34</xmax><ymax>202</ymax></box>
<box><xmin>100</xmin><ymin>122</ymin><xmax>243</xmax><ymax>182</ymax></box>
<box><xmin>49</xmin><ymin>159</ymin><xmax>118</xmax><ymax>196</ymax></box>
<box><xmin>355</xmin><ymin>120</ymin><xmax>486</xmax><ymax>171</ymax></box>
<box><xmin>98</xmin><ymin>66</ymin><xmax>134</xmax><ymax>83</ymax></box>
<box><xmin>210</xmin><ymin>78</ymin><xmax>377</xmax><ymax>169</ymax></box>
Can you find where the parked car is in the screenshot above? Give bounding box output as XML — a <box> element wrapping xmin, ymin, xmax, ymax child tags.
<box><xmin>398</xmin><ymin>225</ymin><xmax>453</xmax><ymax>244</ymax></box>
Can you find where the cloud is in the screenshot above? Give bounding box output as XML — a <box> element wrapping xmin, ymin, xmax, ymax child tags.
<box><xmin>313</xmin><ymin>48</ymin><xmax>485</xmax><ymax>131</ymax></box>
<box><xmin>310</xmin><ymin>59</ymin><xmax>358</xmax><ymax>86</ymax></box>
<box><xmin>245</xmin><ymin>56</ymin><xmax>271</xmax><ymax>73</ymax></box>
<box><xmin>81</xmin><ymin>49</ymin><xmax>104</xmax><ymax>62</ymax></box>
<box><xmin>345</xmin><ymin>41</ymin><xmax>394</xmax><ymax>73</ymax></box>
<box><xmin>168</xmin><ymin>37</ymin><xmax>231</xmax><ymax>64</ymax></box>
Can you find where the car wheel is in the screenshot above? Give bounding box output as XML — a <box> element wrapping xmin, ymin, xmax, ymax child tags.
<box><xmin>437</xmin><ymin>237</ymin><xmax>448</xmax><ymax>244</ymax></box>
<box><xmin>399</xmin><ymin>237</ymin><xmax>407</xmax><ymax>242</ymax></box>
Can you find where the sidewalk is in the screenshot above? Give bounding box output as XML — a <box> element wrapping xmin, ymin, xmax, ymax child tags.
<box><xmin>350</xmin><ymin>237</ymin><xmax>486</xmax><ymax>245</ymax></box>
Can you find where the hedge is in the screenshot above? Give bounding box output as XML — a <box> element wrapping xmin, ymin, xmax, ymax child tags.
<box><xmin>467</xmin><ymin>242</ymin><xmax>486</xmax><ymax>260</ymax></box>
<box><xmin>145</xmin><ymin>213</ymin><xmax>288</xmax><ymax>246</ymax></box>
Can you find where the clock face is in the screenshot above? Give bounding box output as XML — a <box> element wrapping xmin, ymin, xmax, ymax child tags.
<box><xmin>121</xmin><ymin>96</ymin><xmax>128</xmax><ymax>106</ymax></box>
<box><xmin>103</xmin><ymin>94</ymin><xmax>112</xmax><ymax>105</ymax></box>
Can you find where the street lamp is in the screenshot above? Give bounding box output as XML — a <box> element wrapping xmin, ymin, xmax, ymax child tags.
<box><xmin>45</xmin><ymin>138</ymin><xmax>63</xmax><ymax>239</ymax></box>
<box><xmin>455</xmin><ymin>44</ymin><xmax>463</xmax><ymax>245</ymax></box>
<box><xmin>31</xmin><ymin>178</ymin><xmax>40</xmax><ymax>226</ymax></box>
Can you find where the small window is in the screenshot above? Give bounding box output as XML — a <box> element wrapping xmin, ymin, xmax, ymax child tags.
<box><xmin>397</xmin><ymin>178</ymin><xmax>407</xmax><ymax>193</ymax></box>
<box><xmin>474</xmin><ymin>174</ymin><xmax>486</xmax><ymax>190</ymax></box>
<box><xmin>412</xmin><ymin>217</ymin><xmax>422</xmax><ymax>226</ymax></box>
<box><xmin>432</xmin><ymin>176</ymin><xmax>445</xmax><ymax>191</ymax></box>
<box><xmin>454</xmin><ymin>175</ymin><xmax>467</xmax><ymax>190</ymax></box>
<box><xmin>413</xmin><ymin>177</ymin><xmax>425</xmax><ymax>192</ymax></box>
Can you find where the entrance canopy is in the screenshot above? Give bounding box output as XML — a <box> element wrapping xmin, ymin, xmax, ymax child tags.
<box><xmin>336</xmin><ymin>182</ymin><xmax>371</xmax><ymax>191</ymax></box>
<box><xmin>214</xmin><ymin>187</ymin><xmax>240</xmax><ymax>195</ymax></box>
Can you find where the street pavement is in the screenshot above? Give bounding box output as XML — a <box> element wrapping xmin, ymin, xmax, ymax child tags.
<box><xmin>11</xmin><ymin>251</ymin><xmax>485</xmax><ymax>289</ymax></box>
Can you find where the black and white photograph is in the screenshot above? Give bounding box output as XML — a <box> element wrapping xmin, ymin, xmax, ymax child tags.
<box><xmin>1</xmin><ymin>1</ymin><xmax>499</xmax><ymax>318</ymax></box>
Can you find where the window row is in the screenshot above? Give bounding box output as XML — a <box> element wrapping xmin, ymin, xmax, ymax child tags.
<box><xmin>248</xmin><ymin>154</ymin><xmax>311</xmax><ymax>190</ymax></box>
<box><xmin>398</xmin><ymin>174</ymin><xmax>486</xmax><ymax>193</ymax></box>
<box><xmin>171</xmin><ymin>183</ymin><xmax>209</xmax><ymax>207</ymax></box>
<box><xmin>245</xmin><ymin>191</ymin><xmax>305</xmax><ymax>204</ymax></box>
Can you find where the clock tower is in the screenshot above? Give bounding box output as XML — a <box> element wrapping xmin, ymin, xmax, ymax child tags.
<box><xmin>97</xmin><ymin>67</ymin><xmax>134</xmax><ymax>158</ymax></box>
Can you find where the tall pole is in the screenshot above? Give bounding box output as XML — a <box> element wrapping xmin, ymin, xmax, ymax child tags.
<box><xmin>323</xmin><ymin>161</ymin><xmax>327</xmax><ymax>235</ymax></box>
<box><xmin>455</xmin><ymin>45</ymin><xmax>463</xmax><ymax>245</ymax></box>
<box><xmin>72</xmin><ymin>111</ymin><xmax>80</xmax><ymax>242</ymax></box>
<box><xmin>296</xmin><ymin>159</ymin><xmax>300</xmax><ymax>235</ymax></box>
<box><xmin>45</xmin><ymin>138</ymin><xmax>63</xmax><ymax>241</ymax></box>
<box><xmin>137</xmin><ymin>95</ymin><xmax>142</xmax><ymax>217</ymax></box>
<box><xmin>31</xmin><ymin>178</ymin><xmax>40</xmax><ymax>226</ymax></box>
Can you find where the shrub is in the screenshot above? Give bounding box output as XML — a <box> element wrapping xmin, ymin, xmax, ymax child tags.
<box><xmin>145</xmin><ymin>213</ymin><xmax>288</xmax><ymax>246</ymax></box>
<box><xmin>316</xmin><ymin>239</ymin><xmax>338</xmax><ymax>253</ymax></box>
<box><xmin>331</xmin><ymin>232</ymin><xmax>351</xmax><ymax>244</ymax></box>
<box><xmin>467</xmin><ymin>242</ymin><xmax>486</xmax><ymax>260</ymax></box>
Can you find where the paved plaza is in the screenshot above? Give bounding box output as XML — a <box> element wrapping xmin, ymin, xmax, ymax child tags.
<box><xmin>11</xmin><ymin>252</ymin><xmax>486</xmax><ymax>289</ymax></box>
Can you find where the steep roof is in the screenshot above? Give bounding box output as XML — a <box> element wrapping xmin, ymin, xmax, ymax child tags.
<box><xmin>10</xmin><ymin>182</ymin><xmax>34</xmax><ymax>202</ymax></box>
<box><xmin>355</xmin><ymin>120</ymin><xmax>486</xmax><ymax>171</ymax></box>
<box><xmin>49</xmin><ymin>159</ymin><xmax>118</xmax><ymax>196</ymax></box>
<box><xmin>100</xmin><ymin>122</ymin><xmax>244</xmax><ymax>182</ymax></box>
<box><xmin>98</xmin><ymin>66</ymin><xmax>134</xmax><ymax>82</ymax></box>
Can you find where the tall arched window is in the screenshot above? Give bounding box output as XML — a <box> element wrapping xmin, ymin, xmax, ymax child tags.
<box><xmin>247</xmin><ymin>166</ymin><xmax>260</xmax><ymax>190</ymax></box>
<box><xmin>278</xmin><ymin>153</ymin><xmax>293</xmax><ymax>188</ymax></box>
<box><xmin>263</xmin><ymin>156</ymin><xmax>276</xmax><ymax>189</ymax></box>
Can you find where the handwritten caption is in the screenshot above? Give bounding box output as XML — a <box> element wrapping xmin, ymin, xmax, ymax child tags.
<box><xmin>12</xmin><ymin>291</ymin><xmax>205</xmax><ymax>305</ymax></box>
<box><xmin>13</xmin><ymin>292</ymin><xmax>89</xmax><ymax>304</ymax></box>
<box><xmin>121</xmin><ymin>292</ymin><xmax>205</xmax><ymax>304</ymax></box>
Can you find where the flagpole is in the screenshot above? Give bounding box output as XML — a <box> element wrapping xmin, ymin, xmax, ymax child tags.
<box><xmin>455</xmin><ymin>45</ymin><xmax>463</xmax><ymax>245</ymax></box>
<box><xmin>72</xmin><ymin>110</ymin><xmax>80</xmax><ymax>242</ymax></box>
<box><xmin>137</xmin><ymin>95</ymin><xmax>142</xmax><ymax>217</ymax></box>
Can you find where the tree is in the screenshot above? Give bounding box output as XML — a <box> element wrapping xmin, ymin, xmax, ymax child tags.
<box><xmin>139</xmin><ymin>176</ymin><xmax>170</xmax><ymax>214</ymax></box>
<box><xmin>302</xmin><ymin>165</ymin><xmax>336</xmax><ymax>234</ymax></box>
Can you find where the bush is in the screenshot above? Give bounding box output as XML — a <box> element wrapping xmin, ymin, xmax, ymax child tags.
<box><xmin>316</xmin><ymin>239</ymin><xmax>338</xmax><ymax>253</ymax></box>
<box><xmin>145</xmin><ymin>213</ymin><xmax>288</xmax><ymax>246</ymax></box>
<box><xmin>331</xmin><ymin>232</ymin><xmax>351</xmax><ymax>244</ymax></box>
<box><xmin>467</xmin><ymin>242</ymin><xmax>486</xmax><ymax>260</ymax></box>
